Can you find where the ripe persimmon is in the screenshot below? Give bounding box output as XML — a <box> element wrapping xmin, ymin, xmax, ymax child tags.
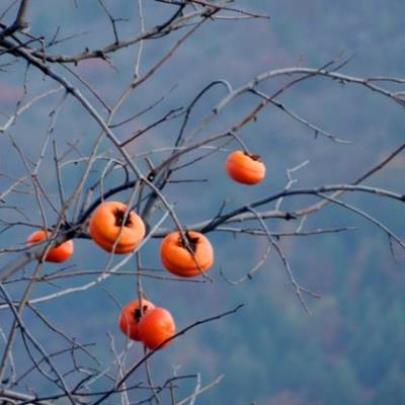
<box><xmin>89</xmin><ymin>201</ymin><xmax>145</xmax><ymax>254</ymax></box>
<box><xmin>119</xmin><ymin>298</ymin><xmax>155</xmax><ymax>341</ymax></box>
<box><xmin>160</xmin><ymin>231</ymin><xmax>214</xmax><ymax>278</ymax></box>
<box><xmin>225</xmin><ymin>150</ymin><xmax>266</xmax><ymax>185</ymax></box>
<box><xmin>27</xmin><ymin>230</ymin><xmax>74</xmax><ymax>263</ymax></box>
<box><xmin>138</xmin><ymin>307</ymin><xmax>176</xmax><ymax>350</ymax></box>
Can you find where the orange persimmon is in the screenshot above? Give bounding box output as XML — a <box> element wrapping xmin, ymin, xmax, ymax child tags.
<box><xmin>119</xmin><ymin>298</ymin><xmax>155</xmax><ymax>341</ymax></box>
<box><xmin>27</xmin><ymin>230</ymin><xmax>74</xmax><ymax>263</ymax></box>
<box><xmin>138</xmin><ymin>307</ymin><xmax>176</xmax><ymax>350</ymax></box>
<box><xmin>160</xmin><ymin>231</ymin><xmax>214</xmax><ymax>278</ymax></box>
<box><xmin>89</xmin><ymin>201</ymin><xmax>145</xmax><ymax>254</ymax></box>
<box><xmin>225</xmin><ymin>150</ymin><xmax>266</xmax><ymax>185</ymax></box>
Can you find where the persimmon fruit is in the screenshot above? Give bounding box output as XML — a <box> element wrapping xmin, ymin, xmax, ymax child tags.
<box><xmin>119</xmin><ymin>298</ymin><xmax>155</xmax><ymax>341</ymax></box>
<box><xmin>27</xmin><ymin>230</ymin><xmax>74</xmax><ymax>263</ymax></box>
<box><xmin>138</xmin><ymin>307</ymin><xmax>176</xmax><ymax>350</ymax></box>
<box><xmin>160</xmin><ymin>230</ymin><xmax>214</xmax><ymax>278</ymax></box>
<box><xmin>225</xmin><ymin>150</ymin><xmax>266</xmax><ymax>185</ymax></box>
<box><xmin>89</xmin><ymin>201</ymin><xmax>145</xmax><ymax>254</ymax></box>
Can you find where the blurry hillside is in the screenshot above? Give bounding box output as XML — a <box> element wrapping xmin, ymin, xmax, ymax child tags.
<box><xmin>0</xmin><ymin>1</ymin><xmax>404</xmax><ymax>404</ymax></box>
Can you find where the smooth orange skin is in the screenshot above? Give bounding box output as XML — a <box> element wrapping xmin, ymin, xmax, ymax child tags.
<box><xmin>225</xmin><ymin>150</ymin><xmax>266</xmax><ymax>185</ymax></box>
<box><xmin>89</xmin><ymin>201</ymin><xmax>146</xmax><ymax>254</ymax></box>
<box><xmin>27</xmin><ymin>230</ymin><xmax>74</xmax><ymax>263</ymax></box>
<box><xmin>138</xmin><ymin>307</ymin><xmax>176</xmax><ymax>350</ymax></box>
<box><xmin>160</xmin><ymin>231</ymin><xmax>214</xmax><ymax>278</ymax></box>
<box><xmin>119</xmin><ymin>299</ymin><xmax>155</xmax><ymax>341</ymax></box>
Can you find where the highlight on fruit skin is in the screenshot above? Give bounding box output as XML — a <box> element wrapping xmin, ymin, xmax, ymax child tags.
<box><xmin>137</xmin><ymin>307</ymin><xmax>176</xmax><ymax>350</ymax></box>
<box><xmin>119</xmin><ymin>298</ymin><xmax>155</xmax><ymax>341</ymax></box>
<box><xmin>89</xmin><ymin>201</ymin><xmax>146</xmax><ymax>254</ymax></box>
<box><xmin>160</xmin><ymin>230</ymin><xmax>214</xmax><ymax>278</ymax></box>
<box><xmin>27</xmin><ymin>230</ymin><xmax>74</xmax><ymax>263</ymax></box>
<box><xmin>225</xmin><ymin>150</ymin><xmax>266</xmax><ymax>185</ymax></box>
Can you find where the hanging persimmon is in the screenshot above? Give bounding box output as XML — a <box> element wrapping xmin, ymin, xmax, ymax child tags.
<box><xmin>119</xmin><ymin>298</ymin><xmax>155</xmax><ymax>341</ymax></box>
<box><xmin>89</xmin><ymin>201</ymin><xmax>145</xmax><ymax>254</ymax></box>
<box><xmin>27</xmin><ymin>230</ymin><xmax>74</xmax><ymax>263</ymax></box>
<box><xmin>225</xmin><ymin>150</ymin><xmax>266</xmax><ymax>185</ymax></box>
<box><xmin>137</xmin><ymin>307</ymin><xmax>176</xmax><ymax>350</ymax></box>
<box><xmin>160</xmin><ymin>230</ymin><xmax>214</xmax><ymax>278</ymax></box>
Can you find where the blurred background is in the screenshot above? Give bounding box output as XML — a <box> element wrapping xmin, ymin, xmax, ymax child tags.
<box><xmin>0</xmin><ymin>1</ymin><xmax>404</xmax><ymax>404</ymax></box>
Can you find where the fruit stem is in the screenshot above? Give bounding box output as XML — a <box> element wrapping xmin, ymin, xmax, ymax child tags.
<box><xmin>178</xmin><ymin>231</ymin><xmax>199</xmax><ymax>253</ymax></box>
<box><xmin>243</xmin><ymin>151</ymin><xmax>261</xmax><ymax>161</ymax></box>
<box><xmin>114</xmin><ymin>208</ymin><xmax>133</xmax><ymax>227</ymax></box>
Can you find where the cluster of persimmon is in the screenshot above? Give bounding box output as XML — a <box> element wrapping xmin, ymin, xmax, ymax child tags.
<box><xmin>118</xmin><ymin>298</ymin><xmax>176</xmax><ymax>350</ymax></box>
<box><xmin>25</xmin><ymin>149</ymin><xmax>265</xmax><ymax>349</ymax></box>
